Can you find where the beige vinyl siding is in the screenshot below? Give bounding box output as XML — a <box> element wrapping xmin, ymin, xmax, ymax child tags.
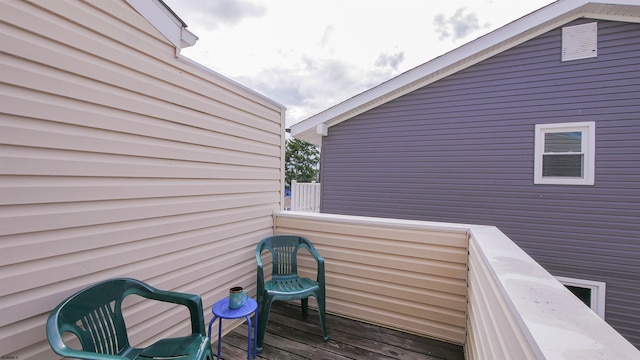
<box><xmin>0</xmin><ymin>1</ymin><xmax>285</xmax><ymax>359</ymax></box>
<box><xmin>466</xmin><ymin>234</ymin><xmax>538</xmax><ymax>360</ymax></box>
<box><xmin>274</xmin><ymin>211</ymin><xmax>469</xmax><ymax>345</ymax></box>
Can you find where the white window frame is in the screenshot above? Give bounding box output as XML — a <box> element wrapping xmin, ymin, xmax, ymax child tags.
<box><xmin>534</xmin><ymin>122</ymin><xmax>595</xmax><ymax>185</ymax></box>
<box><xmin>556</xmin><ymin>276</ymin><xmax>606</xmax><ymax>319</ymax></box>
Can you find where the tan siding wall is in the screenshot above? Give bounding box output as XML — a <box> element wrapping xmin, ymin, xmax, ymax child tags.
<box><xmin>466</xmin><ymin>232</ymin><xmax>538</xmax><ymax>360</ymax></box>
<box><xmin>274</xmin><ymin>212</ymin><xmax>469</xmax><ymax>345</ymax></box>
<box><xmin>0</xmin><ymin>1</ymin><xmax>285</xmax><ymax>359</ymax></box>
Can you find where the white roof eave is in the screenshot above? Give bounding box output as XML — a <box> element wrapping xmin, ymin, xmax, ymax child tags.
<box><xmin>126</xmin><ymin>0</ymin><xmax>198</xmax><ymax>53</ymax></box>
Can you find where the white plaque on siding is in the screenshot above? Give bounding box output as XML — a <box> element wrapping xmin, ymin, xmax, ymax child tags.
<box><xmin>562</xmin><ymin>22</ymin><xmax>597</xmax><ymax>61</ymax></box>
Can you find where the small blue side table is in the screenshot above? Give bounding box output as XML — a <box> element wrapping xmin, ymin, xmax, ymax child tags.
<box><xmin>208</xmin><ymin>297</ymin><xmax>258</xmax><ymax>360</ymax></box>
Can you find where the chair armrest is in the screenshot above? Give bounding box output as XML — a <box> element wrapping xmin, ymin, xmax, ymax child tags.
<box><xmin>255</xmin><ymin>247</ymin><xmax>265</xmax><ymax>300</ymax></box>
<box><xmin>303</xmin><ymin>242</ymin><xmax>325</xmax><ymax>283</ymax></box>
<box><xmin>134</xmin><ymin>287</ymin><xmax>206</xmax><ymax>336</ymax></box>
<box><xmin>315</xmin><ymin>256</ymin><xmax>325</xmax><ymax>285</ymax></box>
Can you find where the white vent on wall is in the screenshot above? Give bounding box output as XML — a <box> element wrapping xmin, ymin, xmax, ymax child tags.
<box><xmin>562</xmin><ymin>22</ymin><xmax>597</xmax><ymax>61</ymax></box>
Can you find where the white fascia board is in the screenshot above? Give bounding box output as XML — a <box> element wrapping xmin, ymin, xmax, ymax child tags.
<box><xmin>290</xmin><ymin>0</ymin><xmax>639</xmax><ymax>146</ymax></box>
<box><xmin>126</xmin><ymin>0</ymin><xmax>197</xmax><ymax>52</ymax></box>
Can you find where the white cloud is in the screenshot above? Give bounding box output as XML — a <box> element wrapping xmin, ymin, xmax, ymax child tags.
<box><xmin>434</xmin><ymin>8</ymin><xmax>487</xmax><ymax>41</ymax></box>
<box><xmin>375</xmin><ymin>51</ymin><xmax>405</xmax><ymax>71</ymax></box>
<box><xmin>169</xmin><ymin>0</ymin><xmax>266</xmax><ymax>29</ymax></box>
<box><xmin>237</xmin><ymin>54</ymin><xmax>400</xmax><ymax>124</ymax></box>
<box><xmin>164</xmin><ymin>0</ymin><xmax>557</xmax><ymax>126</ymax></box>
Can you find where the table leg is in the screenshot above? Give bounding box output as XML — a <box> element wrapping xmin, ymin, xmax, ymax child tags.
<box><xmin>245</xmin><ymin>315</ymin><xmax>252</xmax><ymax>360</ymax></box>
<box><xmin>207</xmin><ymin>316</ymin><xmax>218</xmax><ymax>339</ymax></box>
<box><xmin>217</xmin><ymin>318</ymin><xmax>223</xmax><ymax>359</ymax></box>
<box><xmin>253</xmin><ymin>308</ymin><xmax>258</xmax><ymax>358</ymax></box>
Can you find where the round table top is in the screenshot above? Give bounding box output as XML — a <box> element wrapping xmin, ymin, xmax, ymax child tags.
<box><xmin>211</xmin><ymin>297</ymin><xmax>257</xmax><ymax>319</ymax></box>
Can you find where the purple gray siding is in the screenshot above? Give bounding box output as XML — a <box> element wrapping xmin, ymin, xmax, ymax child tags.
<box><xmin>320</xmin><ymin>19</ymin><xmax>640</xmax><ymax>347</ymax></box>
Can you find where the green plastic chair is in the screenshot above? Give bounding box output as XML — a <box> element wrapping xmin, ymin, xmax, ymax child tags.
<box><xmin>255</xmin><ymin>235</ymin><xmax>328</xmax><ymax>351</ymax></box>
<box><xmin>46</xmin><ymin>278</ymin><xmax>213</xmax><ymax>359</ymax></box>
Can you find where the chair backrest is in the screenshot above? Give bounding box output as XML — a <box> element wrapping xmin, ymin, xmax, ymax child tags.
<box><xmin>47</xmin><ymin>278</ymin><xmax>149</xmax><ymax>355</ymax></box>
<box><xmin>258</xmin><ymin>235</ymin><xmax>315</xmax><ymax>277</ymax></box>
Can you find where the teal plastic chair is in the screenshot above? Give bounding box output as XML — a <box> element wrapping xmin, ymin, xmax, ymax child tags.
<box><xmin>46</xmin><ymin>278</ymin><xmax>213</xmax><ymax>360</ymax></box>
<box><xmin>255</xmin><ymin>235</ymin><xmax>328</xmax><ymax>351</ymax></box>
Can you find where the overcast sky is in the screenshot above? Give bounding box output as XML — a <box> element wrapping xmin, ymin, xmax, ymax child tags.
<box><xmin>163</xmin><ymin>0</ymin><xmax>556</xmax><ymax>127</ymax></box>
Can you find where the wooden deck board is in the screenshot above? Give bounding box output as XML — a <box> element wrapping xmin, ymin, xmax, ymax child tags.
<box><xmin>211</xmin><ymin>302</ymin><xmax>465</xmax><ymax>360</ymax></box>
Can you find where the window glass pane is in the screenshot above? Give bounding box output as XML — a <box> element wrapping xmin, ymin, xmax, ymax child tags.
<box><xmin>543</xmin><ymin>154</ymin><xmax>583</xmax><ymax>177</ymax></box>
<box><xmin>545</xmin><ymin>132</ymin><xmax>582</xmax><ymax>152</ymax></box>
<box><xmin>565</xmin><ymin>285</ymin><xmax>592</xmax><ymax>307</ymax></box>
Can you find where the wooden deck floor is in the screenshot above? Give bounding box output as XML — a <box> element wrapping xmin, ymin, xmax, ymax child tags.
<box><xmin>212</xmin><ymin>301</ymin><xmax>465</xmax><ymax>360</ymax></box>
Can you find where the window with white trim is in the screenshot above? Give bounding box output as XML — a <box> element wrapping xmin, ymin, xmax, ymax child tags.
<box><xmin>556</xmin><ymin>276</ymin><xmax>606</xmax><ymax>319</ymax></box>
<box><xmin>534</xmin><ymin>122</ymin><xmax>595</xmax><ymax>185</ymax></box>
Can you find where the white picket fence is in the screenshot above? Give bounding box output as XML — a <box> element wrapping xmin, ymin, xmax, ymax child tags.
<box><xmin>290</xmin><ymin>180</ymin><xmax>321</xmax><ymax>212</ymax></box>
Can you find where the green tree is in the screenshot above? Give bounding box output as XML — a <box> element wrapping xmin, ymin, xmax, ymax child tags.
<box><xmin>285</xmin><ymin>138</ymin><xmax>320</xmax><ymax>188</ymax></box>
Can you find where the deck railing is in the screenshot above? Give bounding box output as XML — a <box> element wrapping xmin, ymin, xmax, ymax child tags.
<box><xmin>274</xmin><ymin>211</ymin><xmax>639</xmax><ymax>360</ymax></box>
<box><xmin>290</xmin><ymin>180</ymin><xmax>321</xmax><ymax>212</ymax></box>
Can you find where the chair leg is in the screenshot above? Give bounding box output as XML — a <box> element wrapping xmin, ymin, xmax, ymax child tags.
<box><xmin>204</xmin><ymin>343</ymin><xmax>214</xmax><ymax>360</ymax></box>
<box><xmin>316</xmin><ymin>294</ymin><xmax>329</xmax><ymax>342</ymax></box>
<box><xmin>257</xmin><ymin>297</ymin><xmax>274</xmax><ymax>352</ymax></box>
<box><xmin>301</xmin><ymin>297</ymin><xmax>308</xmax><ymax>317</ymax></box>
